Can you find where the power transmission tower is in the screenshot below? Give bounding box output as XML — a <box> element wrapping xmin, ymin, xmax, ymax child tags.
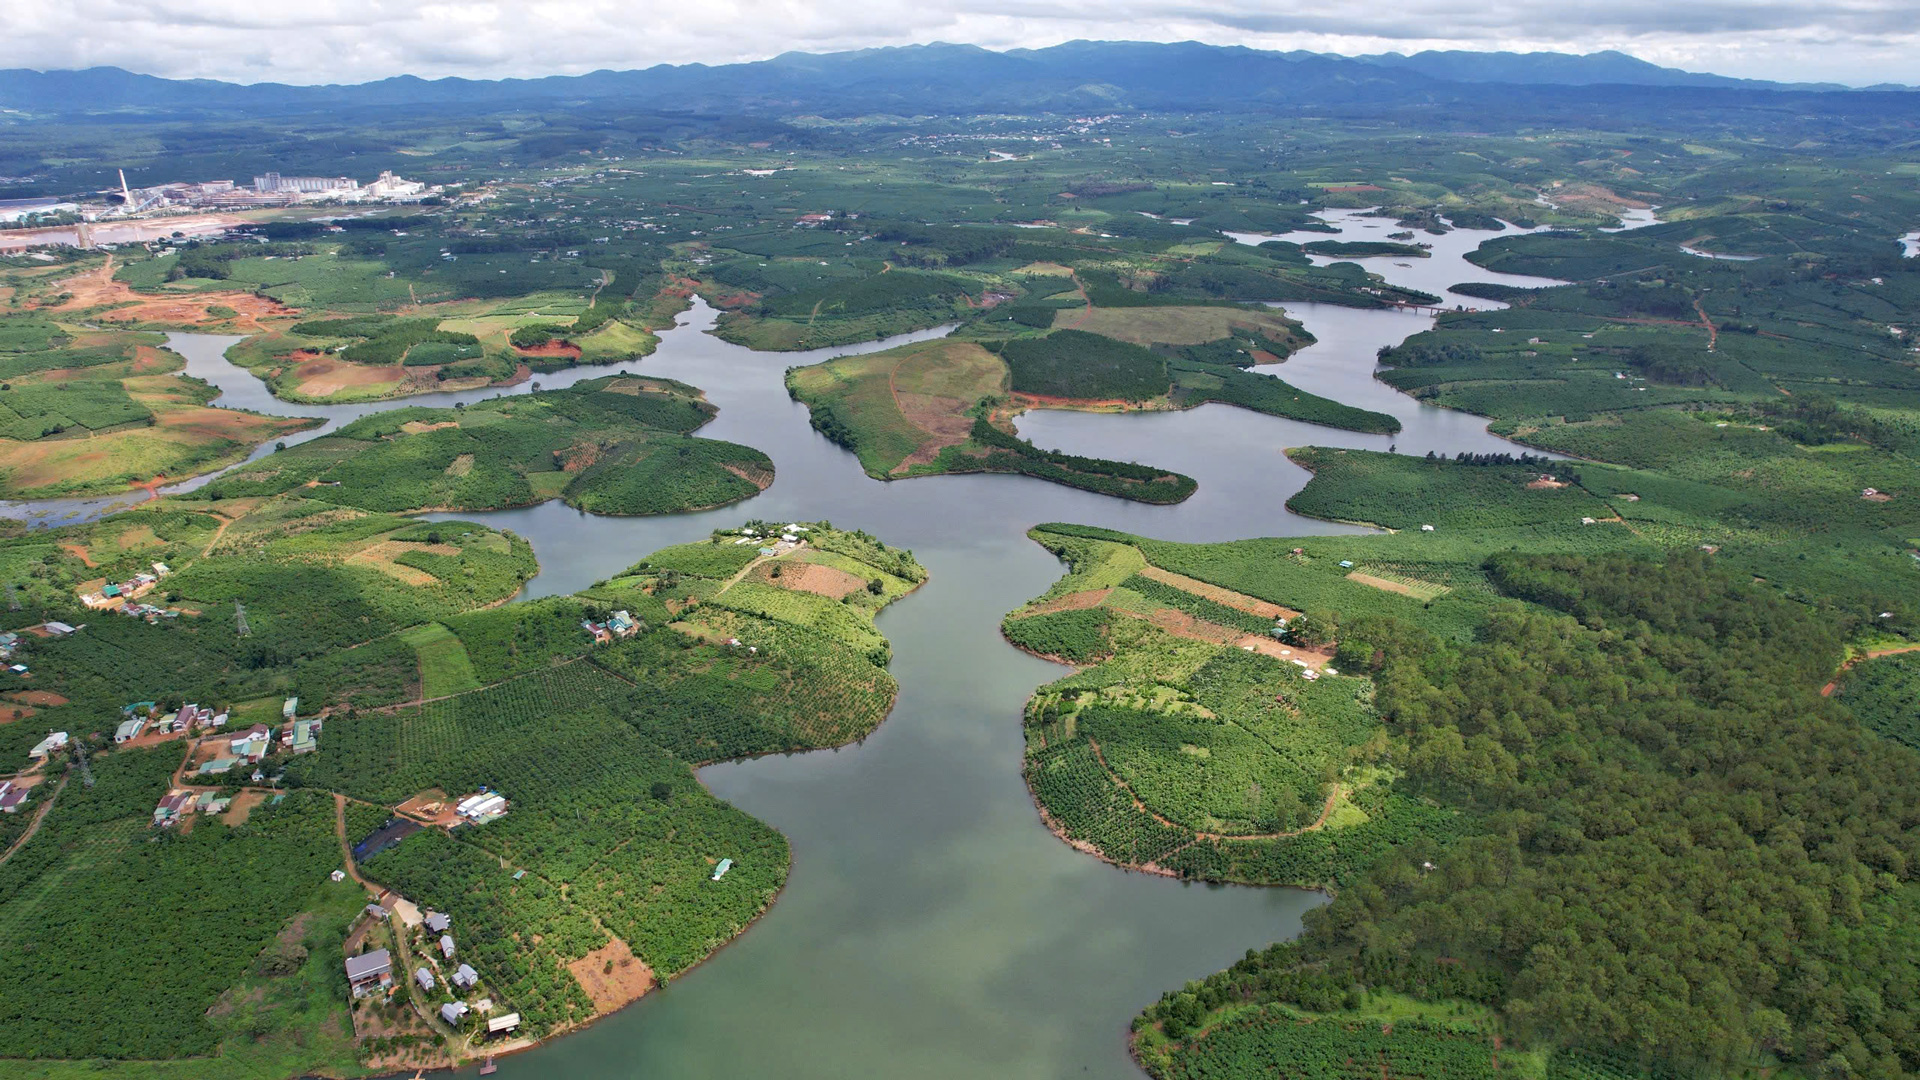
<box><xmin>4</xmin><ymin>583</ymin><xmax>18</xmax><ymax>611</ymax></box>
<box><xmin>70</xmin><ymin>737</ymin><xmax>94</xmax><ymax>788</ymax></box>
<box><xmin>234</xmin><ymin>600</ymin><xmax>251</xmax><ymax>638</ymax></box>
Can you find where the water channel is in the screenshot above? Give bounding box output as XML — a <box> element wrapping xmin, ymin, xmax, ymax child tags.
<box><xmin>15</xmin><ymin>211</ymin><xmax>1567</xmax><ymax>1078</ymax></box>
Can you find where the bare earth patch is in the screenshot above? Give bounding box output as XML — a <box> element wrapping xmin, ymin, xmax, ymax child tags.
<box><xmin>222</xmin><ymin>789</ymin><xmax>267</xmax><ymax>825</ymax></box>
<box><xmin>291</xmin><ymin>356</ymin><xmax>406</xmax><ymax>398</ymax></box>
<box><xmin>1137</xmin><ymin>566</ymin><xmax>1293</xmax><ymax>618</ymax></box>
<box><xmin>567</xmin><ymin>936</ymin><xmax>656</xmax><ymax>1013</ymax></box>
<box><xmin>762</xmin><ymin>559</ymin><xmax>865</xmax><ymax>599</ymax></box>
<box><xmin>1020</xmin><ymin>588</ymin><xmax>1113</xmax><ymax>616</ymax></box>
<box><xmin>37</xmin><ymin>258</ymin><xmax>296</xmax><ymax>331</ymax></box>
<box><xmin>4</xmin><ymin>691</ymin><xmax>70</xmax><ymax>707</ymax></box>
<box><xmin>1346</xmin><ymin>570</ymin><xmax>1450</xmax><ymax>601</ymax></box>
<box><xmin>345</xmin><ymin>541</ymin><xmax>443</xmax><ymax>587</ymax></box>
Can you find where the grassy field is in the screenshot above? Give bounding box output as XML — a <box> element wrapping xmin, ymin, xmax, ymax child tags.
<box><xmin>786</xmin><ymin>338</ymin><xmax>1006</xmax><ymax>475</ymax></box>
<box><xmin>399</xmin><ymin>622</ymin><xmax>482</xmax><ymax>699</ymax></box>
<box><xmin>0</xmin><ymin>321</ymin><xmax>318</xmax><ymax>497</ymax></box>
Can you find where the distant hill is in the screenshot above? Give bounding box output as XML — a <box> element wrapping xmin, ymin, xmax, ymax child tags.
<box><xmin>0</xmin><ymin>41</ymin><xmax>1905</xmax><ymax>119</ymax></box>
<box><xmin>1348</xmin><ymin>49</ymin><xmax>1851</xmax><ymax>90</ymax></box>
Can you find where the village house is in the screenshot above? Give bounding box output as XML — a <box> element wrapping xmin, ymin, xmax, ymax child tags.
<box><xmin>0</xmin><ymin>781</ymin><xmax>28</xmax><ymax>814</ymax></box>
<box><xmin>608</xmin><ymin>610</ymin><xmax>639</xmax><ymax>638</ymax></box>
<box><xmin>230</xmin><ymin>725</ymin><xmax>272</xmax><ymax>762</ymax></box>
<box><xmin>344</xmin><ymin>949</ymin><xmax>393</xmax><ymax>997</ymax></box>
<box><xmin>28</xmin><ymin>731</ymin><xmax>68</xmax><ymax>760</ymax></box>
<box><xmin>152</xmin><ymin>791</ymin><xmax>193</xmax><ymax>827</ymax></box>
<box><xmin>425</xmin><ymin>911</ymin><xmax>451</xmax><ymax>933</ymax></box>
<box><xmin>439</xmin><ymin>934</ymin><xmax>456</xmax><ymax>959</ymax></box>
<box><xmin>282</xmin><ymin>697</ymin><xmax>299</xmax><ymax>720</ymax></box>
<box><xmin>113</xmin><ymin>717</ymin><xmax>146</xmax><ymax>743</ymax></box>
<box><xmin>440</xmin><ymin>1001</ymin><xmax>470</xmax><ymax>1025</ymax></box>
<box><xmin>415</xmin><ymin>967</ymin><xmax>435</xmax><ymax>991</ymax></box>
<box><xmin>452</xmin><ymin>963</ymin><xmax>479</xmax><ymax>989</ymax></box>
<box><xmin>580</xmin><ymin>619</ymin><xmax>611</xmax><ymax>644</ymax></box>
<box><xmin>283</xmin><ymin>717</ymin><xmax>321</xmax><ymax>753</ymax></box>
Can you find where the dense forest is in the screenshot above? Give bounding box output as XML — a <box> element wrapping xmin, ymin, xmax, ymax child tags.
<box><xmin>1139</xmin><ymin>553</ymin><xmax>1920</xmax><ymax>1079</ymax></box>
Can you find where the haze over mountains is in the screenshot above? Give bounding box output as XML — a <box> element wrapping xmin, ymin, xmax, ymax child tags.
<box><xmin>0</xmin><ymin>41</ymin><xmax>1905</xmax><ymax>119</ymax></box>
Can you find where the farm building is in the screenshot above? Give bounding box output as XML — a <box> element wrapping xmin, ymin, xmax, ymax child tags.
<box><xmin>198</xmin><ymin>757</ymin><xmax>239</xmax><ymax>776</ymax></box>
<box><xmin>487</xmin><ymin>1013</ymin><xmax>521</xmax><ymax>1036</ymax></box>
<box><xmin>113</xmin><ymin>717</ymin><xmax>146</xmax><ymax>743</ymax></box>
<box><xmin>41</xmin><ymin>622</ymin><xmax>74</xmax><ymax>636</ymax></box>
<box><xmin>282</xmin><ymin>697</ymin><xmax>299</xmax><ymax>719</ymax></box>
<box><xmin>456</xmin><ymin>792</ymin><xmax>508</xmax><ymax>822</ymax></box>
<box><xmin>344</xmin><ymin>949</ymin><xmax>392</xmax><ymax>996</ymax></box>
<box><xmin>712</xmin><ymin>858</ymin><xmax>733</xmax><ymax>881</ymax></box>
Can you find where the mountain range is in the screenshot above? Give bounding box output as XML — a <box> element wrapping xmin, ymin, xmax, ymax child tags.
<box><xmin>0</xmin><ymin>41</ymin><xmax>1907</xmax><ymax>119</ymax></box>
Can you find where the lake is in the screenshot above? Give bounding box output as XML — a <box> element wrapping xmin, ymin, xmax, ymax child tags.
<box><xmin>6</xmin><ymin>212</ymin><xmax>1566</xmax><ymax>1079</ymax></box>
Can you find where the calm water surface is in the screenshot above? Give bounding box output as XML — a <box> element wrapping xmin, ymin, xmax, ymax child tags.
<box><xmin>10</xmin><ymin>217</ymin><xmax>1566</xmax><ymax>1079</ymax></box>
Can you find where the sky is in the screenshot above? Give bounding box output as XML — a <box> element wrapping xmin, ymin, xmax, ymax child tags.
<box><xmin>3</xmin><ymin>0</ymin><xmax>1919</xmax><ymax>86</ymax></box>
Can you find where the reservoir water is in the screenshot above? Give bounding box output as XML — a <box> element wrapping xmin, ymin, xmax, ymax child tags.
<box><xmin>7</xmin><ymin>211</ymin><xmax>1567</xmax><ymax>1078</ymax></box>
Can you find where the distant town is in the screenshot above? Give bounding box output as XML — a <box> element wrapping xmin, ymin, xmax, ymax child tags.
<box><xmin>0</xmin><ymin>168</ymin><xmax>443</xmax><ymax>230</ymax></box>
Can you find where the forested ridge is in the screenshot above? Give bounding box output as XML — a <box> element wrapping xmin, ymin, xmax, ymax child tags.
<box><xmin>1140</xmin><ymin>553</ymin><xmax>1920</xmax><ymax>1079</ymax></box>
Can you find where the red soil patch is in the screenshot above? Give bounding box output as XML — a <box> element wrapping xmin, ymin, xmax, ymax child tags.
<box><xmin>514</xmin><ymin>341</ymin><xmax>583</xmax><ymax>359</ymax></box>
<box><xmin>222</xmin><ymin>789</ymin><xmax>267</xmax><ymax>825</ymax></box>
<box><xmin>290</xmin><ymin>356</ymin><xmax>404</xmax><ymax>397</ymax></box>
<box><xmin>567</xmin><ymin>936</ymin><xmax>655</xmax><ymax>1013</ymax></box>
<box><xmin>395</xmin><ymin>789</ymin><xmax>462</xmax><ymax>829</ymax></box>
<box><xmin>1136</xmin><ymin>566</ymin><xmax>1291</xmax><ymax>619</ymax></box>
<box><xmin>36</xmin><ymin>259</ymin><xmax>296</xmax><ymax>331</ymax></box>
<box><xmin>1236</xmin><ymin>635</ymin><xmax>1334</xmax><ymax>667</ymax></box>
<box><xmin>58</xmin><ymin>543</ymin><xmax>96</xmax><ymax>568</ymax></box>
<box><xmin>0</xmin><ymin>689</ymin><xmax>48</xmax><ymax>706</ymax></box>
<box><xmin>761</xmin><ymin>560</ymin><xmax>865</xmax><ymax>599</ymax></box>
<box><xmin>1014</xmin><ymin>392</ymin><xmax>1139</xmax><ymax>410</ymax></box>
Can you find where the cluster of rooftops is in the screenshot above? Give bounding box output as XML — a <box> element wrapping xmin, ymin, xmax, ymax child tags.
<box><xmin>344</xmin><ymin>906</ymin><xmax>520</xmax><ymax>1036</ymax></box>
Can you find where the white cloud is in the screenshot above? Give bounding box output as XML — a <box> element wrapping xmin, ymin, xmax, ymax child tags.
<box><xmin>2</xmin><ymin>0</ymin><xmax>1917</xmax><ymax>86</ymax></box>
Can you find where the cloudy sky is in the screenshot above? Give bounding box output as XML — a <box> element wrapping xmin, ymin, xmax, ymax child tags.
<box><xmin>3</xmin><ymin>0</ymin><xmax>1917</xmax><ymax>86</ymax></box>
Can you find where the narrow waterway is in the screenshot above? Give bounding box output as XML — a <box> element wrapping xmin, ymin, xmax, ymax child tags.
<box><xmin>8</xmin><ymin>212</ymin><xmax>1569</xmax><ymax>1078</ymax></box>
